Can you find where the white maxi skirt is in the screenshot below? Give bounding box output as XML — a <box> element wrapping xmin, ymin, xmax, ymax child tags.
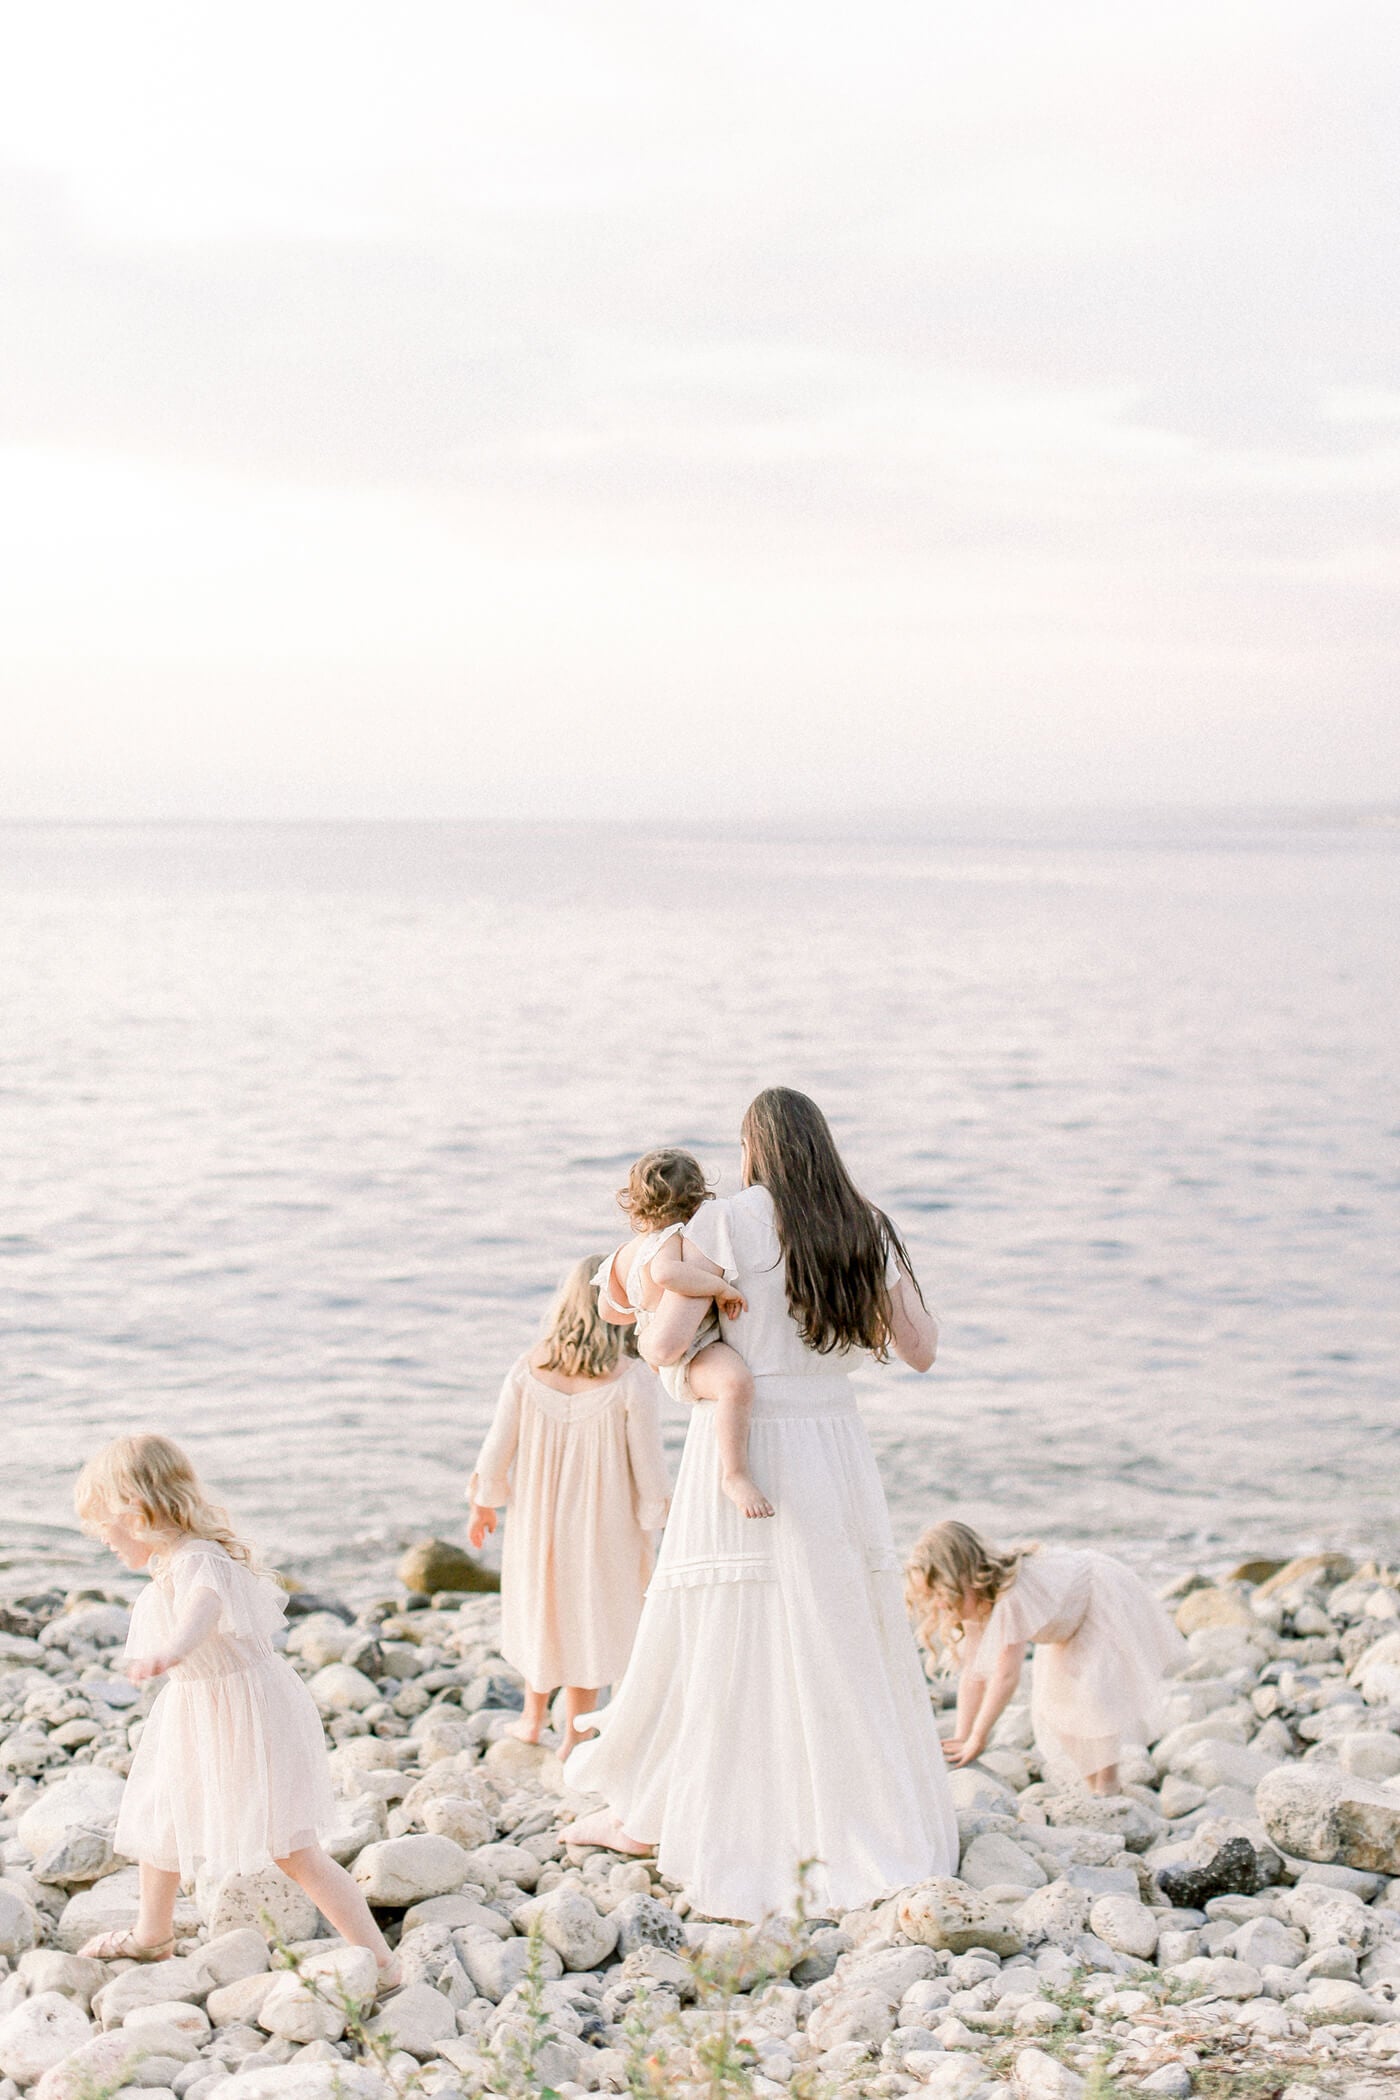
<box><xmin>567</xmin><ymin>1373</ymin><xmax>958</xmax><ymax>1923</ymax></box>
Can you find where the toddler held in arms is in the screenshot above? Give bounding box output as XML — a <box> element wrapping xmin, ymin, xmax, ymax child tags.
<box><xmin>906</xmin><ymin>1520</ymin><xmax>1187</xmax><ymax>1796</ymax></box>
<box><xmin>468</xmin><ymin>1256</ymin><xmax>670</xmax><ymax>1757</ymax></box>
<box><xmin>74</xmin><ymin>1435</ymin><xmax>398</xmax><ymax>1988</ymax></box>
<box><xmin>595</xmin><ymin>1148</ymin><xmax>772</xmax><ymax>1518</ymax></box>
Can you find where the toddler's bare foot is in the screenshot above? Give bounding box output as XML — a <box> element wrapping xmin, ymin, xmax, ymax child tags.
<box><xmin>506</xmin><ymin>1717</ymin><xmax>542</xmax><ymax>1745</ymax></box>
<box><xmin>560</xmin><ymin>1720</ymin><xmax>599</xmax><ymax>1761</ymax></box>
<box><xmin>723</xmin><ymin>1473</ymin><xmax>774</xmax><ymax>1519</ymax></box>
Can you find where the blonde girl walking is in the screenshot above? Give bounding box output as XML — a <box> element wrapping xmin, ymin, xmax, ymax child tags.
<box><xmin>74</xmin><ymin>1436</ymin><xmax>398</xmax><ymax>1985</ymax></box>
<box><xmin>906</xmin><ymin>1520</ymin><xmax>1186</xmax><ymax>1795</ymax></box>
<box><xmin>468</xmin><ymin>1256</ymin><xmax>670</xmax><ymax>1758</ymax></box>
<box><xmin>595</xmin><ymin>1148</ymin><xmax>772</xmax><ymax>1518</ymax></box>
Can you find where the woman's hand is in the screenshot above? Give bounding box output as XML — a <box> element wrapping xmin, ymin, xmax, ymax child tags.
<box><xmin>468</xmin><ymin>1505</ymin><xmax>497</xmax><ymax>1551</ymax></box>
<box><xmin>127</xmin><ymin>1652</ymin><xmax>178</xmax><ymax>1683</ymax></box>
<box><xmin>941</xmin><ymin>1733</ymin><xmax>986</xmax><ymax>1768</ymax></box>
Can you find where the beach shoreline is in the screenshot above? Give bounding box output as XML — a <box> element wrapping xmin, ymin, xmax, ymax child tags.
<box><xmin>2</xmin><ymin>1543</ymin><xmax>1400</xmax><ymax>2100</ymax></box>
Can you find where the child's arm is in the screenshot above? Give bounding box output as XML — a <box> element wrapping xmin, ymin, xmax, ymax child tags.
<box><xmin>126</xmin><ymin>1589</ymin><xmax>222</xmax><ymax>1683</ymax></box>
<box><xmin>943</xmin><ymin>1641</ymin><xmax>1026</xmax><ymax>1767</ymax></box>
<box><xmin>648</xmin><ymin>1246</ymin><xmax>747</xmax><ymax>1321</ymax></box>
<box><xmin>468</xmin><ymin>1364</ymin><xmax>525</xmax><ymax>1547</ymax></box>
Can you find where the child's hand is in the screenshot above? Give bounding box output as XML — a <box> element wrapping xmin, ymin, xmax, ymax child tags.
<box><xmin>126</xmin><ymin>1653</ymin><xmax>177</xmax><ymax>1684</ymax></box>
<box><xmin>715</xmin><ymin>1284</ymin><xmax>747</xmax><ymax>1320</ymax></box>
<box><xmin>941</xmin><ymin>1734</ymin><xmax>985</xmax><ymax>1768</ymax></box>
<box><xmin>468</xmin><ymin>1505</ymin><xmax>497</xmax><ymax>1552</ymax></box>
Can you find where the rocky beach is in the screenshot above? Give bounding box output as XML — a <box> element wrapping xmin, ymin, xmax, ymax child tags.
<box><xmin>4</xmin><ymin>1548</ymin><xmax>1400</xmax><ymax>2100</ymax></box>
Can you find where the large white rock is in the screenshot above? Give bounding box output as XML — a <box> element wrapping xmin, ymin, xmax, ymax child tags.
<box><xmin>94</xmin><ymin>1962</ymin><xmax>209</xmax><ymax>2029</ymax></box>
<box><xmin>257</xmin><ymin>1974</ymin><xmax>347</xmax><ymax>2046</ymax></box>
<box><xmin>898</xmin><ymin>1879</ymin><xmax>1024</xmax><ymax>1956</ymax></box>
<box><xmin>284</xmin><ymin>1616</ymin><xmax>355</xmax><ymax>1669</ymax></box>
<box><xmin>1257</xmin><ymin>1762</ymin><xmax>1400</xmax><ymax>1873</ymax></box>
<box><xmin>419</xmin><ymin>1797</ymin><xmax>494</xmax><ymax>1850</ymax></box>
<box><xmin>1014</xmin><ymin>2046</ymin><xmax>1086</xmax><ymax>2100</ymax></box>
<box><xmin>836</xmin><ymin>1946</ymin><xmax>938</xmax><ymax>2004</ymax></box>
<box><xmin>352</xmin><ymin>1835</ymin><xmax>473</xmax><ymax>1906</ymax></box>
<box><xmin>1223</xmin><ymin>1915</ymin><xmax>1306</xmax><ymax>1969</ymax></box>
<box><xmin>188</xmin><ymin>2065</ymin><xmax>387</xmax><ymax>2100</ymax></box>
<box><xmin>206</xmin><ymin>1973</ymin><xmax>281</xmax><ymax>2028</ymax></box>
<box><xmin>0</xmin><ymin>1884</ymin><xmax>38</xmax><ymax>1959</ymax></box>
<box><xmin>1173</xmin><ymin>1739</ymin><xmax>1283</xmax><ymax>1793</ymax></box>
<box><xmin>456</xmin><ymin>1929</ymin><xmax>563</xmax><ymax>2003</ymax></box>
<box><xmin>1016</xmin><ymin>1882</ymin><xmax>1091</xmax><ymax>1951</ymax></box>
<box><xmin>1299</xmin><ymin>1978</ymin><xmax>1384</xmax><ymax>2021</ymax></box>
<box><xmin>1338</xmin><ymin>1733</ymin><xmax>1400</xmax><ymax>1782</ymax></box>
<box><xmin>15</xmin><ymin>1953</ymin><xmax>107</xmax><ymax>2009</ymax></box>
<box><xmin>192</xmin><ymin>1930</ymin><xmax>271</xmax><ymax>1994</ymax></box>
<box><xmin>0</xmin><ymin>1994</ymin><xmax>94</xmax><ymax>2084</ymax></box>
<box><xmin>1086</xmin><ymin>1896</ymin><xmax>1158</xmax><ymax>1960</ymax></box>
<box><xmin>199</xmin><ymin>1866</ymin><xmax>320</xmax><ymax>1944</ymax></box>
<box><xmin>528</xmin><ymin>1888</ymin><xmax>619</xmax><ymax>1972</ymax></box>
<box><xmin>306</xmin><ymin>1665</ymin><xmax>379</xmax><ymax>1713</ymax></box>
<box><xmin>1166</xmin><ymin>1956</ymin><xmax>1263</xmax><ymax>1999</ymax></box>
<box><xmin>364</xmin><ymin>1981</ymin><xmax>458</xmax><ymax>2058</ymax></box>
<box><xmin>960</xmin><ymin>1833</ymin><xmax>1048</xmax><ymax>1892</ymax></box>
<box><xmin>123</xmin><ymin>2002</ymin><xmax>210</xmax><ymax>2041</ymax></box>
<box><xmin>806</xmin><ymin>1990</ymin><xmax>896</xmax><ymax>2053</ymax></box>
<box><xmin>18</xmin><ymin>1770</ymin><xmax>126</xmax><ymax>1860</ymax></box>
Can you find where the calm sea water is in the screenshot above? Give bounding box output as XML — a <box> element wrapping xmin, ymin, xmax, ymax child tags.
<box><xmin>2</xmin><ymin>816</ymin><xmax>1397</xmax><ymax>1600</ymax></box>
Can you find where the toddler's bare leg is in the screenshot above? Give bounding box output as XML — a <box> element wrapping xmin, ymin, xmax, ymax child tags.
<box><xmin>560</xmin><ymin>1686</ymin><xmax>600</xmax><ymax>1759</ymax></box>
<box><xmin>275</xmin><ymin>1844</ymin><xmax>394</xmax><ymax>1977</ymax></box>
<box><xmin>508</xmin><ymin>1686</ymin><xmax>552</xmax><ymax>1744</ymax></box>
<box><xmin>686</xmin><ymin>1342</ymin><xmax>772</xmax><ymax>1518</ymax></box>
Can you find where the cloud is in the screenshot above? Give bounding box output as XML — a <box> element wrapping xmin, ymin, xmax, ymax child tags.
<box><xmin>0</xmin><ymin>0</ymin><xmax>1396</xmax><ymax>814</ymax></box>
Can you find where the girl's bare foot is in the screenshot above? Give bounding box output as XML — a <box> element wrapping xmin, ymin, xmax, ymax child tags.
<box><xmin>723</xmin><ymin>1473</ymin><xmax>774</xmax><ymax>1519</ymax></box>
<box><xmin>559</xmin><ymin>1720</ymin><xmax>600</xmax><ymax>1761</ymax></box>
<box><xmin>559</xmin><ymin>1809</ymin><xmax>653</xmax><ymax>1856</ymax></box>
<box><xmin>506</xmin><ymin>1717</ymin><xmax>543</xmax><ymax>1745</ymax></box>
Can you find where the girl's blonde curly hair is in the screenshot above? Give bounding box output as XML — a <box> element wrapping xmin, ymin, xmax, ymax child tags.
<box><xmin>75</xmin><ymin>1434</ymin><xmax>263</xmax><ymax>1572</ymax></box>
<box><xmin>905</xmin><ymin>1518</ymin><xmax>1036</xmax><ymax>1658</ymax></box>
<box><xmin>537</xmin><ymin>1256</ymin><xmax>622</xmax><ymax>1382</ymax></box>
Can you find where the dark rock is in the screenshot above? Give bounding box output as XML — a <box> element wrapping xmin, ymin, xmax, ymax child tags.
<box><xmin>343</xmin><ymin>1636</ymin><xmax>385</xmax><ymax>1679</ymax></box>
<box><xmin>1156</xmin><ymin>1837</ymin><xmax>1275</xmax><ymax>1908</ymax></box>
<box><xmin>397</xmin><ymin>1540</ymin><xmax>499</xmax><ymax>1596</ymax></box>
<box><xmin>611</xmin><ymin>1893</ymin><xmax>685</xmax><ymax>1957</ymax></box>
<box><xmin>283</xmin><ymin>1590</ymin><xmax>355</xmax><ymax>1623</ymax></box>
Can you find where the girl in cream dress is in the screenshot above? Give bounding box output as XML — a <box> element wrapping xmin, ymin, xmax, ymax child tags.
<box><xmin>566</xmin><ymin>1088</ymin><xmax>958</xmax><ymax>1923</ymax></box>
<box><xmin>74</xmin><ymin>1435</ymin><xmax>397</xmax><ymax>1985</ymax></box>
<box><xmin>906</xmin><ymin>1520</ymin><xmax>1187</xmax><ymax>1790</ymax></box>
<box><xmin>469</xmin><ymin>1256</ymin><xmax>670</xmax><ymax>1758</ymax></box>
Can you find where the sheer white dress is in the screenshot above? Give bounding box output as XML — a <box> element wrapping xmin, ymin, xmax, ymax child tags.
<box><xmin>115</xmin><ymin>1538</ymin><xmax>335</xmax><ymax>1880</ymax></box>
<box><xmin>568</xmin><ymin>1184</ymin><xmax>958</xmax><ymax>1922</ymax></box>
<box><xmin>968</xmin><ymin>1547</ymin><xmax>1187</xmax><ymax>1779</ymax></box>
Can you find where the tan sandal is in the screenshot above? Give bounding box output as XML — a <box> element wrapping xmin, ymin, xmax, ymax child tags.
<box><xmin>78</xmin><ymin>1930</ymin><xmax>176</xmax><ymax>1963</ymax></box>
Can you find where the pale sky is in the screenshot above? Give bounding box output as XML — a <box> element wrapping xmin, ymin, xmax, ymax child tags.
<box><xmin>2</xmin><ymin>1</ymin><xmax>1397</xmax><ymax>819</ymax></box>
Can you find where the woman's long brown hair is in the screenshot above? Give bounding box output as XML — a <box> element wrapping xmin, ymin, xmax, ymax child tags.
<box><xmin>741</xmin><ymin>1087</ymin><xmax>925</xmax><ymax>1357</ymax></box>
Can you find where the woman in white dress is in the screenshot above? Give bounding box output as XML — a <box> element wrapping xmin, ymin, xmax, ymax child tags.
<box><xmin>565</xmin><ymin>1088</ymin><xmax>958</xmax><ymax>1923</ymax></box>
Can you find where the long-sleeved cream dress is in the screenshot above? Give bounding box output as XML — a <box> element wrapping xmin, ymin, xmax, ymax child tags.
<box><xmin>470</xmin><ymin>1354</ymin><xmax>670</xmax><ymax>1694</ymax></box>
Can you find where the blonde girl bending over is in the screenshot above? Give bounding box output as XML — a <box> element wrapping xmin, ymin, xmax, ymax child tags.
<box><xmin>595</xmin><ymin>1149</ymin><xmax>772</xmax><ymax>1518</ymax></box>
<box><xmin>906</xmin><ymin>1519</ymin><xmax>1186</xmax><ymax>1796</ymax></box>
<box><xmin>75</xmin><ymin>1436</ymin><xmax>398</xmax><ymax>1987</ymax></box>
<box><xmin>469</xmin><ymin>1257</ymin><xmax>671</xmax><ymax>1758</ymax></box>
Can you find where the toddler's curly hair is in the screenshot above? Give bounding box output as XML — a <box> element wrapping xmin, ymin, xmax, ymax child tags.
<box><xmin>617</xmin><ymin>1148</ymin><xmax>713</xmax><ymax>1231</ymax></box>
